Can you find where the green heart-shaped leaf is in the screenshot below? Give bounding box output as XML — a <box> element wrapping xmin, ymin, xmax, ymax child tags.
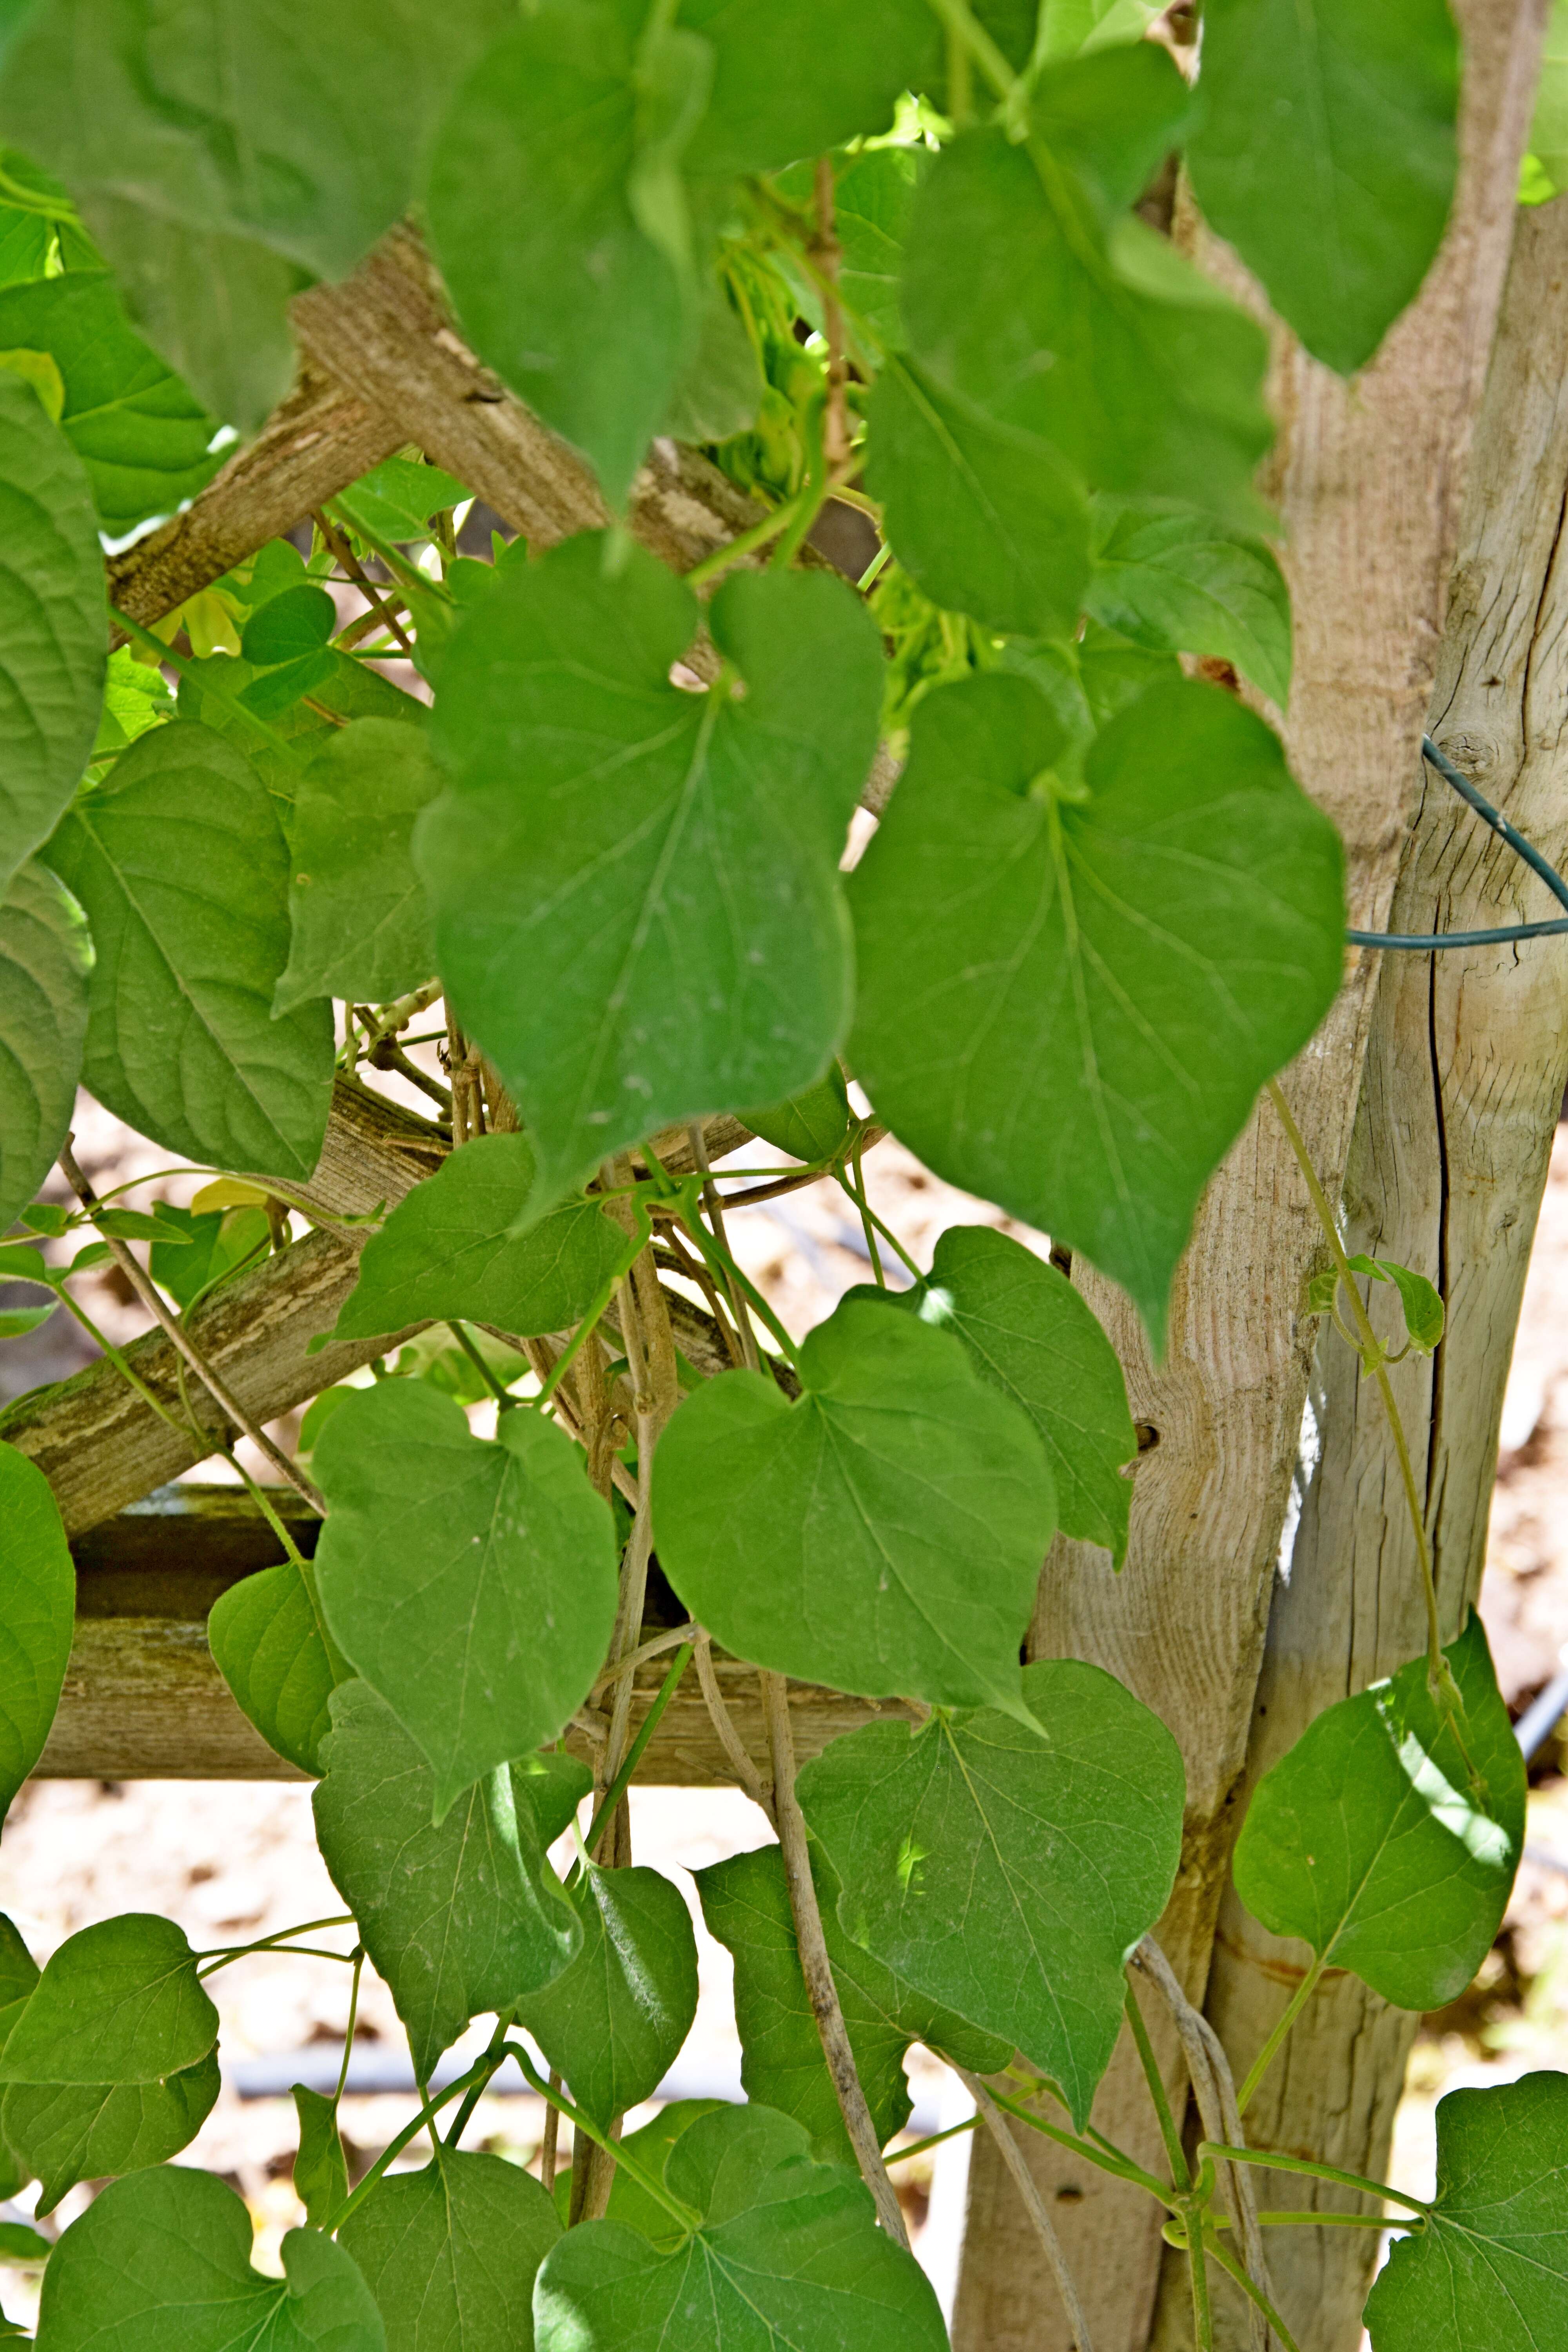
<box><xmin>0</xmin><ymin>1914</ymin><xmax>217</xmax><ymax>2088</ymax></box>
<box><xmin>5</xmin><ymin>2053</ymin><xmax>220</xmax><ymax>2216</ymax></box>
<box><xmin>653</xmin><ymin>1295</ymin><xmax>1057</xmax><ymax>1715</ymax></box>
<box><xmin>849</xmin><ymin>672</ymin><xmax>1345</xmax><ymax>1342</ymax></box>
<box><xmin>515</xmin><ymin>1863</ymin><xmax>699</xmax><ymax>2129</ymax></box>
<box><xmin>798</xmin><ymin>1657</ymin><xmax>1185</xmax><ymax>2126</ymax></box>
<box><xmin>314</xmin><ymin>1382</ymin><xmax>618</xmax><ymax>1815</ymax></box>
<box><xmin>207</xmin><ymin>1558</ymin><xmax>347</xmax><ymax>1778</ymax></box>
<box><xmin>1233</xmin><ymin>1613</ymin><xmax>1524</xmax><ymax>2011</ymax></box>
<box><xmin>341</xmin><ymin>2150</ymin><xmax>560</xmax><ymax>2352</ymax></box>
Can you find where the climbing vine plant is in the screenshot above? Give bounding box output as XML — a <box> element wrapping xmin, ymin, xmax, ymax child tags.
<box><xmin>0</xmin><ymin>1</ymin><xmax>1556</xmax><ymax>2348</ymax></box>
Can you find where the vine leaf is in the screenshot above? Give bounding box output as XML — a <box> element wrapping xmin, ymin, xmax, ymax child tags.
<box><xmin>0</xmin><ymin>271</ymin><xmax>219</xmax><ymax>534</ymax></box>
<box><xmin>850</xmin><ymin>1224</ymin><xmax>1139</xmax><ymax>1565</ymax></box>
<box><xmin>515</xmin><ymin>1864</ymin><xmax>699</xmax><ymax>2130</ymax></box>
<box><xmin>292</xmin><ymin>2086</ymin><xmax>349</xmax><ymax>2231</ymax></box>
<box><xmin>742</xmin><ymin>1067</ymin><xmax>853</xmax><ymax>1165</ymax></box>
<box><xmin>420</xmin><ymin>535</ymin><xmax>883</xmax><ymax>1208</ymax></box>
<box><xmin>314</xmin><ymin>1383</ymin><xmax>619</xmax><ymax>1815</ymax></box>
<box><xmin>336</xmin><ymin>459</ymin><xmax>471</xmax><ymax>547</ymax></box>
<box><xmin>427</xmin><ymin>4</ymin><xmax>696</xmax><ymax>507</ymax></box>
<box><xmin>1362</xmin><ymin>2072</ymin><xmax>1568</xmax><ymax>2351</ymax></box>
<box><xmin>1083</xmin><ymin>496</ymin><xmax>1292</xmax><ymax>707</ymax></box>
<box><xmin>798</xmin><ymin>1658</ymin><xmax>1185</xmax><ymax>2127</ymax></box>
<box><xmin>34</xmin><ymin>2166</ymin><xmax>385</xmax><ymax>2351</ymax></box>
<box><xmin>333</xmin><ymin>1134</ymin><xmax>633</xmax><ymax>1347</ymax></box>
<box><xmin>1186</xmin><ymin>0</ymin><xmax>1459</xmax><ymax>377</ymax></box>
<box><xmin>1232</xmin><ymin>1613</ymin><xmax>1524</xmax><ymax>2011</ymax></box>
<box><xmin>848</xmin><ymin>673</ymin><xmax>1346</xmax><ymax>1343</ymax></box>
<box><xmin>0</xmin><ymin>1914</ymin><xmax>217</xmax><ymax>2087</ymax></box>
<box><xmin>5</xmin><ymin>2054</ymin><xmax>220</xmax><ymax>2216</ymax></box>
<box><xmin>312</xmin><ymin>1681</ymin><xmax>583</xmax><ymax>2081</ymax></box>
<box><xmin>652</xmin><ymin>1295</ymin><xmax>1058</xmax><ymax>1717</ymax></box>
<box><xmin>866</xmin><ymin>357</ymin><xmax>1091</xmax><ymax>640</ymax></box>
<box><xmin>677</xmin><ymin>0</ymin><xmax>931</xmax><ymax>180</ymax></box>
<box><xmin>0</xmin><ymin>1441</ymin><xmax>74</xmax><ymax>1824</ymax></box>
<box><xmin>45</xmin><ymin>719</ymin><xmax>336</xmax><ymax>1181</ymax></box>
<box><xmin>207</xmin><ymin>1559</ymin><xmax>347</xmax><ymax>1778</ymax></box>
<box><xmin>0</xmin><ymin>370</ymin><xmax>104</xmax><ymax>895</ymax></box>
<box><xmin>148</xmin><ymin>1201</ymin><xmax>270</xmax><ymax>1313</ymax></box>
<box><xmin>341</xmin><ymin>2150</ymin><xmax>560</xmax><ymax>2352</ymax></box>
<box><xmin>273</xmin><ymin>719</ymin><xmax>443</xmax><ymax>1013</ymax></box>
<box><xmin>902</xmin><ymin>118</ymin><xmax>1272</xmax><ymax>531</ymax></box>
<box><xmin>532</xmin><ymin>2104</ymin><xmax>948</xmax><ymax>2351</ymax></box>
<box><xmin>695</xmin><ymin>1843</ymin><xmax>1010</xmax><ymax>2162</ymax></box>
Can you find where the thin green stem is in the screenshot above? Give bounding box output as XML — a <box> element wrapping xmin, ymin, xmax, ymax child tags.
<box><xmin>535</xmin><ymin>1218</ymin><xmax>649</xmax><ymax>1411</ymax></box>
<box><xmin>583</xmin><ymin>1641</ymin><xmax>694</xmax><ymax>1858</ymax></box>
<box><xmin>844</xmin><ymin>1145</ymin><xmax>884</xmax><ymax>1287</ymax></box>
<box><xmin>659</xmin><ymin>1179</ymin><xmax>800</xmax><ymax>1366</ymax></box>
<box><xmin>1255</xmin><ymin>2211</ymin><xmax>1398</xmax><ymax>2230</ymax></box>
<box><xmin>884</xmin><ymin>2115</ymin><xmax>979</xmax><ymax>2165</ymax></box>
<box><xmin>334</xmin><ymin>1950</ymin><xmax>365</xmax><ymax>2104</ymax></box>
<box><xmin>856</xmin><ymin>542</ymin><xmax>892</xmax><ymax>594</ymax></box>
<box><xmin>1236</xmin><ymin>1955</ymin><xmax>1326</xmax><ymax>2116</ymax></box>
<box><xmin>1198</xmin><ymin>2142</ymin><xmax>1428</xmax><ymax>2217</ymax></box>
<box><xmin>197</xmin><ymin>1917</ymin><xmax>356</xmax><ymax>1975</ymax></box>
<box><xmin>47</xmin><ymin>1283</ymin><xmax>192</xmax><ymax>1446</ymax></box>
<box><xmin>1201</xmin><ymin>2229</ymin><xmax>1303</xmax><ymax>2352</ymax></box>
<box><xmin>1125</xmin><ymin>1979</ymin><xmax>1187</xmax><ymax>2189</ymax></box>
<box><xmin>507</xmin><ymin>2042</ymin><xmax>699</xmax><ymax>2229</ymax></box>
<box><xmin>1267</xmin><ymin>1080</ymin><xmax>1449</xmax><ymax>1698</ymax></box>
<box><xmin>921</xmin><ymin>0</ymin><xmax>1018</xmax><ymax>102</ymax></box>
<box><xmin>322</xmin><ymin>501</ymin><xmax>450</xmax><ymax>602</ymax></box>
<box><xmin>325</xmin><ymin>2051</ymin><xmax>508</xmax><ymax>2232</ymax></box>
<box><xmin>838</xmin><ymin>1164</ymin><xmax>923</xmax><ymax>1282</ymax></box>
<box><xmin>446</xmin><ymin>1319</ymin><xmax>519</xmax><ymax>1410</ymax></box>
<box><xmin>1188</xmin><ymin>2204</ymin><xmax>1215</xmax><ymax>2352</ymax></box>
<box><xmin>445</xmin><ymin>2008</ymin><xmax>516</xmax><ymax>2149</ymax></box>
<box><xmin>683</xmin><ymin>486</ymin><xmax>815</xmax><ymax>589</ymax></box>
<box><xmin>987</xmin><ymin>2085</ymin><xmax>1175</xmax><ymax>2207</ymax></box>
<box><xmin>770</xmin><ymin>397</ymin><xmax>829</xmax><ymax>570</ymax></box>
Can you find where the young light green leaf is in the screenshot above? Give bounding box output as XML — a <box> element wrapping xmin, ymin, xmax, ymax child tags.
<box><xmin>1363</xmin><ymin>2071</ymin><xmax>1568</xmax><ymax>2352</ymax></box>
<box><xmin>148</xmin><ymin>1203</ymin><xmax>269</xmax><ymax>1313</ymax></box>
<box><xmin>0</xmin><ymin>1914</ymin><xmax>218</xmax><ymax>2087</ymax></box>
<box><xmin>5</xmin><ymin>2053</ymin><xmax>220</xmax><ymax>2216</ymax></box>
<box><xmin>515</xmin><ymin>1863</ymin><xmax>699</xmax><ymax>2129</ymax></box>
<box><xmin>866</xmin><ymin>1225</ymin><xmax>1139</xmax><ymax>1564</ymax></box>
<box><xmin>695</xmin><ymin>1843</ymin><xmax>1010</xmax><ymax>2162</ymax></box>
<box><xmin>94</xmin><ymin>646</ymin><xmax>174</xmax><ymax>759</ymax></box>
<box><xmin>0</xmin><ymin>271</ymin><xmax>218</xmax><ymax>534</ymax></box>
<box><xmin>314</xmin><ymin>1383</ymin><xmax>619</xmax><ymax>1815</ymax></box>
<box><xmin>426</xmin><ymin>6</ymin><xmax>692</xmax><ymax>506</ymax></box>
<box><xmin>866</xmin><ymin>358</ymin><xmax>1091</xmax><ymax>640</ymax></box>
<box><xmin>677</xmin><ymin>0</ymin><xmax>931</xmax><ymax>178</ymax></box>
<box><xmin>902</xmin><ymin>125</ymin><xmax>1272</xmax><ymax>531</ymax></box>
<box><xmin>1186</xmin><ymin>0</ymin><xmax>1459</xmax><ymax>377</ymax></box>
<box><xmin>1343</xmin><ymin>1253</ymin><xmax>1446</xmax><ymax>1356</ymax></box>
<box><xmin>533</xmin><ymin>2103</ymin><xmax>947</xmax><ymax>2352</ymax></box>
<box><xmin>0</xmin><ymin>370</ymin><xmax>104</xmax><ymax>893</ymax></box>
<box><xmin>741</xmin><ymin>1067</ymin><xmax>853</xmax><ymax>1165</ymax></box>
<box><xmin>312</xmin><ymin>1681</ymin><xmax>581</xmax><ymax>2080</ymax></box>
<box><xmin>816</xmin><ymin>146</ymin><xmax>926</xmax><ymax>352</ymax></box>
<box><xmin>333</xmin><ymin>1135</ymin><xmax>632</xmax><ymax>1347</ymax></box>
<box><xmin>341</xmin><ymin>2150</ymin><xmax>560</xmax><ymax>2352</ymax></box>
<box><xmin>0</xmin><ymin>865</ymin><xmax>89</xmax><ymax>1261</ymax></box>
<box><xmin>292</xmin><ymin>2085</ymin><xmax>349</xmax><ymax>2231</ymax></box>
<box><xmin>420</xmin><ymin>535</ymin><xmax>883</xmax><ymax>1206</ymax></box>
<box><xmin>1232</xmin><ymin>1613</ymin><xmax>1524</xmax><ymax>2012</ymax></box>
<box><xmin>336</xmin><ymin>460</ymin><xmax>470</xmax><ymax>548</ymax></box>
<box><xmin>272</xmin><ymin>719</ymin><xmax>443</xmax><ymax>1014</ymax></box>
<box><xmin>653</xmin><ymin>1295</ymin><xmax>1057</xmax><ymax>1717</ymax></box>
<box><xmin>34</xmin><ymin>2165</ymin><xmax>385</xmax><ymax>2352</ymax></box>
<box><xmin>798</xmin><ymin>1658</ymin><xmax>1185</xmax><ymax>2127</ymax></box>
<box><xmin>848</xmin><ymin>673</ymin><xmax>1346</xmax><ymax>1342</ymax></box>
<box><xmin>208</xmin><ymin>1559</ymin><xmax>347</xmax><ymax>1778</ymax></box>
<box><xmin>1084</xmin><ymin>497</ymin><xmax>1292</xmax><ymax>707</ymax></box>
<box><xmin>0</xmin><ymin>1442</ymin><xmax>74</xmax><ymax>1824</ymax></box>
<box><xmin>44</xmin><ymin>720</ymin><xmax>335</xmax><ymax>1180</ymax></box>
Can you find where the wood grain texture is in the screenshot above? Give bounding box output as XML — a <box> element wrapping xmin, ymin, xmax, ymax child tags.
<box><xmin>107</xmin><ymin>363</ymin><xmax>403</xmax><ymax>632</ymax></box>
<box><xmin>953</xmin><ymin>8</ymin><xmax>1550</xmax><ymax>2347</ymax></box>
<box><xmin>1180</xmin><ymin>189</ymin><xmax>1568</xmax><ymax>2352</ymax></box>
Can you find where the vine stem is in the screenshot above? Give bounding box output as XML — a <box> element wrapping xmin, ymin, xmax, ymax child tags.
<box><xmin>313</xmin><ymin>507</ymin><xmax>415</xmax><ymax>655</ymax></box>
<box><xmin>325</xmin><ymin>2049</ymin><xmax>510</xmax><ymax>2233</ymax></box>
<box><xmin>1236</xmin><ymin>1955</ymin><xmax>1326</xmax><ymax>2117</ymax></box>
<box><xmin>693</xmin><ymin>1631</ymin><xmax>775</xmax><ymax>1820</ymax></box>
<box><xmin>1203</xmin><ymin>2230</ymin><xmax>1301</xmax><ymax>2352</ymax></box>
<box><xmin>759</xmin><ymin>1670</ymin><xmax>910</xmax><ymax>2246</ymax></box>
<box><xmin>1199</xmin><ymin>2143</ymin><xmax>1429</xmax><ymax>2218</ymax></box>
<box><xmin>812</xmin><ymin>156</ymin><xmax>850</xmax><ymax>470</ymax></box>
<box><xmin>1125</xmin><ymin>1979</ymin><xmax>1188</xmax><ymax>2189</ymax></box>
<box><xmin>58</xmin><ymin>1143</ymin><xmax>325</xmax><ymax>1513</ymax></box>
<box><xmin>581</xmin><ymin>1641</ymin><xmax>693</xmax><ymax>1856</ymax></box>
<box><xmin>1265</xmin><ymin>1080</ymin><xmax>1450</xmax><ymax>1702</ymax></box>
<box><xmin>686</xmin><ymin>1122</ymin><xmax>759</xmax><ymax>1370</ymax></box>
<box><xmin>954</xmin><ymin>2069</ymin><xmax>1095</xmax><ymax>2351</ymax></box>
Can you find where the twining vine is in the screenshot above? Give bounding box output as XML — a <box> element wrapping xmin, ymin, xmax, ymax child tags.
<box><xmin>0</xmin><ymin>1</ymin><xmax>1559</xmax><ymax>2349</ymax></box>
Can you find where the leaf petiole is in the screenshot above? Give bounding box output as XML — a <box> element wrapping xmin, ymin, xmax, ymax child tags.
<box><xmin>1198</xmin><ymin>2141</ymin><xmax>1428</xmax><ymax>2217</ymax></box>
<box><xmin>1235</xmin><ymin>1953</ymin><xmax>1325</xmax><ymax>2115</ymax></box>
<box><xmin>507</xmin><ymin>2042</ymin><xmax>700</xmax><ymax>2229</ymax></box>
<box><xmin>581</xmin><ymin>1640</ymin><xmax>694</xmax><ymax>1859</ymax></box>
